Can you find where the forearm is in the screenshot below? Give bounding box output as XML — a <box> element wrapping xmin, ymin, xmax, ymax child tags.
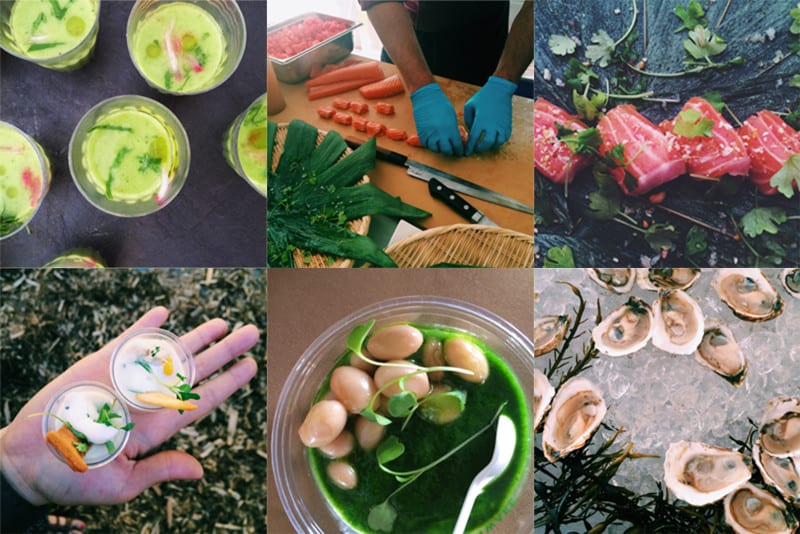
<box><xmin>365</xmin><ymin>2</ymin><xmax>435</xmax><ymax>93</ymax></box>
<box><xmin>493</xmin><ymin>0</ymin><xmax>533</xmax><ymax>83</ymax></box>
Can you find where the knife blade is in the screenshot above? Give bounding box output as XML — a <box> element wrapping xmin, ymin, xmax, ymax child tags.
<box><xmin>345</xmin><ymin>138</ymin><xmax>534</xmax><ymax>215</ymax></box>
<box><xmin>428</xmin><ymin>178</ymin><xmax>499</xmax><ymax>226</ymax></box>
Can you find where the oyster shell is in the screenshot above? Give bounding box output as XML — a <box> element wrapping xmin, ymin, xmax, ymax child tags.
<box><xmin>592</xmin><ymin>297</ymin><xmax>653</xmax><ymax>357</ymax></box>
<box><xmin>586</xmin><ymin>268</ymin><xmax>635</xmax><ymax>293</ymax></box>
<box><xmin>534</xmin><ymin>315</ymin><xmax>571</xmax><ymax>357</ymax></box>
<box><xmin>759</xmin><ymin>397</ymin><xmax>800</xmax><ymax>458</ymax></box>
<box><xmin>533</xmin><ymin>368</ymin><xmax>555</xmax><ymax>432</ymax></box>
<box><xmin>712</xmin><ymin>269</ymin><xmax>785</xmax><ymax>322</ymax></box>
<box><xmin>651</xmin><ymin>289</ymin><xmax>704</xmax><ymax>355</ymax></box>
<box><xmin>781</xmin><ymin>268</ymin><xmax>800</xmax><ymax>300</ymax></box>
<box><xmin>753</xmin><ymin>441</ymin><xmax>800</xmax><ymax>505</ymax></box>
<box><xmin>663</xmin><ymin>441</ymin><xmax>752</xmax><ymax>506</ymax></box>
<box><xmin>694</xmin><ymin>320</ymin><xmax>747</xmax><ymax>386</ymax></box>
<box><xmin>542</xmin><ymin>377</ymin><xmax>606</xmax><ymax>462</ymax></box>
<box><xmin>637</xmin><ymin>268</ymin><xmax>701</xmax><ymax>291</ymax></box>
<box><xmin>724</xmin><ymin>482</ymin><xmax>798</xmax><ymax>534</ymax></box>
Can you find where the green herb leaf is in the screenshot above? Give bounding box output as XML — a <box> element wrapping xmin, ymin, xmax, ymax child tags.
<box><xmin>359</xmin><ymin>408</ymin><xmax>392</xmax><ymax>426</ymax></box>
<box><xmin>741</xmin><ymin>207</ymin><xmax>787</xmax><ymax>238</ymax></box>
<box><xmin>96</xmin><ymin>402</ymin><xmax>121</xmax><ymax>426</ymax></box>
<box><xmin>104</xmin><ymin>440</ymin><xmax>115</xmax><ymax>454</ymax></box>
<box><xmin>87</xmin><ymin>124</ymin><xmax>134</xmax><ymax>134</ymax></box>
<box><xmin>564</xmin><ymin>58</ymin><xmax>599</xmax><ymax>91</ymax></box>
<box><xmin>137</xmin><ymin>153</ymin><xmax>162</xmax><ymax>174</ymax></box>
<box><xmin>376</xmin><ymin>435</ymin><xmax>405</xmax><ymax>465</ymax></box>
<box><xmin>121</xmin><ymin>422</ymin><xmax>135</xmax><ymax>431</ymax></box>
<box><xmin>643</xmin><ymin>223</ymin><xmax>678</xmax><ymax>252</ymax></box>
<box><xmin>418</xmin><ymin>390</ymin><xmax>466</xmax><ymax>425</ymax></box>
<box><xmin>387</xmin><ymin>391</ymin><xmax>417</xmax><ymax>418</ymax></box>
<box><xmin>106</xmin><ymin>146</ymin><xmax>132</xmax><ymax>200</ymax></box>
<box><xmin>543</xmin><ymin>245</ymin><xmax>575</xmax><ymax>268</ymax></box>
<box><xmin>588</xmin><ymin>166</ymin><xmax>623</xmax><ymax>220</ymax></box>
<box><xmin>623</xmin><ymin>171</ymin><xmax>638</xmax><ymax>193</ymax></box>
<box><xmin>556</xmin><ymin>124</ymin><xmax>602</xmax><ymax>157</ymax></box>
<box><xmin>572</xmin><ymin>90</ymin><xmax>607</xmax><ymax>121</ymax></box>
<box><xmin>607</xmin><ymin>144</ymin><xmax>627</xmax><ymax>168</ymax></box>
<box><xmin>789</xmin><ymin>74</ymin><xmax>800</xmax><ymax>88</ymax></box>
<box><xmin>684</xmin><ymin>26</ymin><xmax>727</xmax><ymax>60</ymax></box>
<box><xmin>548</xmin><ymin>34</ymin><xmax>577</xmax><ymax>56</ymax></box>
<box><xmin>74</xmin><ymin>441</ymin><xmax>89</xmax><ymax>453</ymax></box>
<box><xmin>346</xmin><ymin>320</ymin><xmax>375</xmax><ymax>357</ymax></box>
<box><xmin>31</xmin><ymin>12</ymin><xmax>47</xmax><ymax>34</ymax></box>
<box><xmin>367</xmin><ymin>501</ymin><xmax>397</xmax><ymax>533</ymax></box>
<box><xmin>27</xmin><ymin>41</ymin><xmax>65</xmax><ymax>52</ymax></box>
<box><xmin>673</xmin><ymin>1</ymin><xmax>707</xmax><ymax>32</ymax></box>
<box><xmin>702</xmin><ymin>91</ymin><xmax>725</xmax><ymax>112</ymax></box>
<box><xmin>685</xmin><ymin>226</ymin><xmax>708</xmax><ymax>256</ymax></box>
<box><xmin>791</xmin><ymin>4</ymin><xmax>800</xmax><ymax>34</ymax></box>
<box><xmin>585</xmin><ymin>29</ymin><xmax>616</xmax><ymax>67</ymax></box>
<box><xmin>48</xmin><ymin>0</ymin><xmax>67</xmax><ymax>20</ymax></box>
<box><xmin>673</xmin><ymin>109</ymin><xmax>714</xmax><ymax>138</ymax></box>
<box><xmin>769</xmin><ymin>154</ymin><xmax>800</xmax><ymax>198</ymax></box>
<box><xmin>134</xmin><ymin>358</ymin><xmax>153</xmax><ymax>374</ymax></box>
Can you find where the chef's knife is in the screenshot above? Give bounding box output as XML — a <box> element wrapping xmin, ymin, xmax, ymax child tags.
<box><xmin>345</xmin><ymin>138</ymin><xmax>534</xmax><ymax>215</ymax></box>
<box><xmin>429</xmin><ymin>178</ymin><xmax>499</xmax><ymax>226</ymax></box>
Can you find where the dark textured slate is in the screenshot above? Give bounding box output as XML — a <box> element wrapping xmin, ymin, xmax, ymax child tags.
<box><xmin>534</xmin><ymin>0</ymin><xmax>800</xmax><ymax>267</ymax></box>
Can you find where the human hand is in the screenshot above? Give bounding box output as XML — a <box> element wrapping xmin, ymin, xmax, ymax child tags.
<box><xmin>0</xmin><ymin>306</ymin><xmax>259</xmax><ymax>506</ymax></box>
<box><xmin>463</xmin><ymin>76</ymin><xmax>517</xmax><ymax>155</ymax></box>
<box><xmin>410</xmin><ymin>83</ymin><xmax>464</xmax><ymax>157</ymax></box>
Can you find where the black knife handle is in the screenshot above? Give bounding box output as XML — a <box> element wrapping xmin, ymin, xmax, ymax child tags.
<box><xmin>345</xmin><ymin>137</ymin><xmax>407</xmax><ymax>166</ymax></box>
<box><xmin>429</xmin><ymin>178</ymin><xmax>482</xmax><ymax>223</ymax></box>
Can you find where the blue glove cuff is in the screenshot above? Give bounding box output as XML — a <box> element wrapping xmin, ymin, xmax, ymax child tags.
<box><xmin>410</xmin><ymin>82</ymin><xmax>445</xmax><ymax>103</ymax></box>
<box><xmin>486</xmin><ymin>75</ymin><xmax>517</xmax><ymax>95</ymax></box>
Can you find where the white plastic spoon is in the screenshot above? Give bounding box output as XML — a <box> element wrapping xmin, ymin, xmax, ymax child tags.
<box><xmin>452</xmin><ymin>414</ymin><xmax>517</xmax><ymax>534</ymax></box>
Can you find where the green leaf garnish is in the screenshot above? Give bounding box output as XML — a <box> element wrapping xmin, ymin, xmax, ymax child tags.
<box><xmin>588</xmin><ymin>167</ymin><xmax>623</xmax><ymax>220</ymax></box>
<box><xmin>572</xmin><ymin>90</ymin><xmax>607</xmax><ymax>122</ymax></box>
<box><xmin>543</xmin><ymin>245</ymin><xmax>575</xmax><ymax>268</ymax></box>
<box><xmin>367</xmin><ymin>500</ymin><xmax>397</xmax><ymax>533</ymax></box>
<box><xmin>104</xmin><ymin>440</ymin><xmax>116</xmax><ymax>454</ymax></box>
<box><xmin>673</xmin><ymin>109</ymin><xmax>714</xmax><ymax>138</ymax></box>
<box><xmin>548</xmin><ymin>34</ymin><xmax>577</xmax><ymax>56</ymax></box>
<box><xmin>556</xmin><ymin>124</ymin><xmax>602</xmax><ymax>157</ymax></box>
<box><xmin>96</xmin><ymin>402</ymin><xmax>121</xmax><ymax>426</ymax></box>
<box><xmin>88</xmin><ymin>125</ymin><xmax>134</xmax><ymax>134</ymax></box>
<box><xmin>684</xmin><ymin>26</ymin><xmax>727</xmax><ymax>61</ymax></box>
<box><xmin>31</xmin><ymin>12</ymin><xmax>47</xmax><ymax>34</ymax></box>
<box><xmin>74</xmin><ymin>441</ymin><xmax>89</xmax><ymax>453</ymax></box>
<box><xmin>769</xmin><ymin>154</ymin><xmax>800</xmax><ymax>198</ymax></box>
<box><xmin>564</xmin><ymin>58</ymin><xmax>599</xmax><ymax>92</ymax></box>
<box><xmin>741</xmin><ymin>207</ymin><xmax>787</xmax><ymax>238</ymax></box>
<box><xmin>685</xmin><ymin>226</ymin><xmax>708</xmax><ymax>257</ymax></box>
<box><xmin>137</xmin><ymin>153</ymin><xmax>162</xmax><ymax>174</ymax></box>
<box><xmin>376</xmin><ymin>435</ymin><xmax>406</xmax><ymax>466</ymax></box>
<box><xmin>27</xmin><ymin>41</ymin><xmax>65</xmax><ymax>52</ymax></box>
<box><xmin>585</xmin><ymin>29</ymin><xmax>616</xmax><ymax>67</ymax></box>
<box><xmin>106</xmin><ymin>146</ymin><xmax>132</xmax><ymax>200</ymax></box>
<box><xmin>673</xmin><ymin>1</ymin><xmax>707</xmax><ymax>33</ymax></box>
<box><xmin>387</xmin><ymin>391</ymin><xmax>417</xmax><ymax>418</ymax></box>
<box><xmin>418</xmin><ymin>390</ymin><xmax>467</xmax><ymax>425</ymax></box>
<box><xmin>48</xmin><ymin>0</ymin><xmax>68</xmax><ymax>20</ymax></box>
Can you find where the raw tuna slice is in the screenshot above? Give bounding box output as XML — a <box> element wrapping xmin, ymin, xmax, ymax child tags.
<box><xmin>659</xmin><ymin>97</ymin><xmax>750</xmax><ymax>178</ymax></box>
<box><xmin>534</xmin><ymin>98</ymin><xmax>593</xmax><ymax>184</ymax></box>
<box><xmin>739</xmin><ymin>110</ymin><xmax>800</xmax><ymax>195</ymax></box>
<box><xmin>597</xmin><ymin>105</ymin><xmax>686</xmax><ymax>195</ymax></box>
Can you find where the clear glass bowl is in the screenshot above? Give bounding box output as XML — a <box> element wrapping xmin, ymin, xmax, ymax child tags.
<box><xmin>270</xmin><ymin>296</ymin><xmax>534</xmax><ymax>533</ymax></box>
<box><xmin>222</xmin><ymin>93</ymin><xmax>267</xmax><ymax>197</ymax></box>
<box><xmin>41</xmin><ymin>381</ymin><xmax>132</xmax><ymax>469</ymax></box>
<box><xmin>110</xmin><ymin>327</ymin><xmax>195</xmax><ymax>411</ymax></box>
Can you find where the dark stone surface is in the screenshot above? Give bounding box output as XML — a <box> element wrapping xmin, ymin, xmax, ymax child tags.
<box><xmin>534</xmin><ymin>0</ymin><xmax>800</xmax><ymax>267</ymax></box>
<box><xmin>0</xmin><ymin>0</ymin><xmax>266</xmax><ymax>267</ymax></box>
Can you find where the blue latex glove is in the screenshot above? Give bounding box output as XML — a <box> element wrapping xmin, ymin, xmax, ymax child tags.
<box><xmin>463</xmin><ymin>76</ymin><xmax>517</xmax><ymax>155</ymax></box>
<box><xmin>410</xmin><ymin>83</ymin><xmax>464</xmax><ymax>157</ymax></box>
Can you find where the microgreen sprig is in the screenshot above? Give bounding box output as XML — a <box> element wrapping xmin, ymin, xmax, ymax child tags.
<box><xmin>134</xmin><ymin>354</ymin><xmax>200</xmax><ymax>404</ymax></box>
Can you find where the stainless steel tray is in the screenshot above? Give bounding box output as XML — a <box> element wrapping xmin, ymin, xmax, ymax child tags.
<box><xmin>267</xmin><ymin>12</ymin><xmax>362</xmax><ymax>84</ymax></box>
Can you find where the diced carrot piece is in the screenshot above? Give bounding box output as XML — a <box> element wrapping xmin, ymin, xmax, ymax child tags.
<box><xmin>334</xmin><ymin>112</ymin><xmax>353</xmax><ymax>125</ymax></box>
<box><xmin>366</xmin><ymin>121</ymin><xmax>386</xmax><ymax>137</ymax></box>
<box><xmin>352</xmin><ymin>117</ymin><xmax>368</xmax><ymax>132</ymax></box>
<box><xmin>305</xmin><ymin>61</ymin><xmax>384</xmax><ymax>88</ymax></box>
<box><xmin>375</xmin><ymin>102</ymin><xmax>395</xmax><ymax>115</ymax></box>
<box><xmin>332</xmin><ymin>98</ymin><xmax>350</xmax><ymax>110</ymax></box>
<box><xmin>349</xmin><ymin>101</ymin><xmax>369</xmax><ymax>114</ymax></box>
<box><xmin>387</xmin><ymin>128</ymin><xmax>407</xmax><ymax>141</ymax></box>
<box><xmin>406</xmin><ymin>134</ymin><xmax>422</xmax><ymax>147</ymax></box>
<box><xmin>317</xmin><ymin>106</ymin><xmax>335</xmax><ymax>120</ymax></box>
<box><xmin>359</xmin><ymin>75</ymin><xmax>405</xmax><ymax>99</ymax></box>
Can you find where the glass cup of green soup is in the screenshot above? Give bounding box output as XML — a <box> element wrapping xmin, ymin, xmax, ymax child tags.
<box><xmin>68</xmin><ymin>95</ymin><xmax>190</xmax><ymax>217</ymax></box>
<box><xmin>0</xmin><ymin>121</ymin><xmax>51</xmax><ymax>239</ymax></box>
<box><xmin>271</xmin><ymin>297</ymin><xmax>534</xmax><ymax>534</ymax></box>
<box><xmin>126</xmin><ymin>0</ymin><xmax>246</xmax><ymax>95</ymax></box>
<box><xmin>0</xmin><ymin>0</ymin><xmax>100</xmax><ymax>70</ymax></box>
<box><xmin>223</xmin><ymin>93</ymin><xmax>267</xmax><ymax>196</ymax></box>
<box><xmin>43</xmin><ymin>248</ymin><xmax>106</xmax><ymax>268</ymax></box>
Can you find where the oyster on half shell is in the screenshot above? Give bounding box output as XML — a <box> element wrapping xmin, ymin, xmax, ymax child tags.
<box><xmin>753</xmin><ymin>441</ymin><xmax>800</xmax><ymax>505</ymax></box>
<box><xmin>651</xmin><ymin>289</ymin><xmax>704</xmax><ymax>355</ymax></box>
<box><xmin>781</xmin><ymin>268</ymin><xmax>800</xmax><ymax>299</ymax></box>
<box><xmin>592</xmin><ymin>297</ymin><xmax>653</xmax><ymax>357</ymax></box>
<box><xmin>542</xmin><ymin>377</ymin><xmax>606</xmax><ymax>462</ymax></box>
<box><xmin>663</xmin><ymin>440</ymin><xmax>752</xmax><ymax>506</ymax></box>
<box><xmin>712</xmin><ymin>269</ymin><xmax>785</xmax><ymax>322</ymax></box>
<box><xmin>534</xmin><ymin>315</ymin><xmax>571</xmax><ymax>357</ymax></box>
<box><xmin>724</xmin><ymin>482</ymin><xmax>798</xmax><ymax>534</ymax></box>
<box><xmin>586</xmin><ymin>268</ymin><xmax>636</xmax><ymax>293</ymax></box>
<box><xmin>694</xmin><ymin>320</ymin><xmax>747</xmax><ymax>386</ymax></box>
<box><xmin>759</xmin><ymin>397</ymin><xmax>800</xmax><ymax>458</ymax></box>
<box><xmin>534</xmin><ymin>368</ymin><xmax>555</xmax><ymax>431</ymax></box>
<box><xmin>637</xmin><ymin>268</ymin><xmax>701</xmax><ymax>291</ymax></box>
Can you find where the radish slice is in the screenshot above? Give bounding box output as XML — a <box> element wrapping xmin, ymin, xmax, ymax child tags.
<box><xmin>164</xmin><ymin>21</ymin><xmax>183</xmax><ymax>81</ymax></box>
<box><xmin>154</xmin><ymin>166</ymin><xmax>170</xmax><ymax>206</ymax></box>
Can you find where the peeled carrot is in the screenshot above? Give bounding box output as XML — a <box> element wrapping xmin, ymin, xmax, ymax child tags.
<box><xmin>333</xmin><ymin>112</ymin><xmax>353</xmax><ymax>125</ymax></box>
<box><xmin>317</xmin><ymin>106</ymin><xmax>335</xmax><ymax>119</ymax></box>
<box><xmin>307</xmin><ymin>78</ymin><xmax>380</xmax><ymax>100</ymax></box>
<box><xmin>359</xmin><ymin>74</ymin><xmax>405</xmax><ymax>99</ymax></box>
<box><xmin>375</xmin><ymin>102</ymin><xmax>395</xmax><ymax>115</ymax></box>
<box><xmin>406</xmin><ymin>134</ymin><xmax>422</xmax><ymax>147</ymax></box>
<box><xmin>309</xmin><ymin>57</ymin><xmax>363</xmax><ymax>79</ymax></box>
<box><xmin>366</xmin><ymin>121</ymin><xmax>386</xmax><ymax>137</ymax></box>
<box><xmin>387</xmin><ymin>128</ymin><xmax>407</xmax><ymax>141</ymax></box>
<box><xmin>352</xmin><ymin>117</ymin><xmax>368</xmax><ymax>132</ymax></box>
<box><xmin>332</xmin><ymin>98</ymin><xmax>351</xmax><ymax>110</ymax></box>
<box><xmin>305</xmin><ymin>61</ymin><xmax>384</xmax><ymax>87</ymax></box>
<box><xmin>349</xmin><ymin>101</ymin><xmax>369</xmax><ymax>114</ymax></box>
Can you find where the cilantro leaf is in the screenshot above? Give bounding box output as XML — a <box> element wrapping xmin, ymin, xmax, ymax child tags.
<box><xmin>769</xmin><ymin>154</ymin><xmax>800</xmax><ymax>198</ymax></box>
<box><xmin>572</xmin><ymin>90</ymin><xmax>607</xmax><ymax>121</ymax></box>
<box><xmin>702</xmin><ymin>92</ymin><xmax>725</xmax><ymax>112</ymax></box>
<box><xmin>585</xmin><ymin>30</ymin><xmax>616</xmax><ymax>67</ymax></box>
<box><xmin>623</xmin><ymin>171</ymin><xmax>638</xmax><ymax>193</ymax></box>
<box><xmin>555</xmin><ymin>124</ymin><xmax>602</xmax><ymax>157</ymax></box>
<box><xmin>741</xmin><ymin>207</ymin><xmax>787</xmax><ymax>238</ymax></box>
<box><xmin>548</xmin><ymin>34</ymin><xmax>577</xmax><ymax>56</ymax></box>
<box><xmin>543</xmin><ymin>245</ymin><xmax>575</xmax><ymax>268</ymax></box>
<box><xmin>564</xmin><ymin>58</ymin><xmax>599</xmax><ymax>91</ymax></box>
<box><xmin>789</xmin><ymin>74</ymin><xmax>800</xmax><ymax>88</ymax></box>
<box><xmin>791</xmin><ymin>4</ymin><xmax>800</xmax><ymax>34</ymax></box>
<box><xmin>684</xmin><ymin>27</ymin><xmax>727</xmax><ymax>60</ymax></box>
<box><xmin>643</xmin><ymin>223</ymin><xmax>678</xmax><ymax>252</ymax></box>
<box><xmin>588</xmin><ymin>165</ymin><xmax>623</xmax><ymax>220</ymax></box>
<box><xmin>137</xmin><ymin>153</ymin><xmax>162</xmax><ymax>174</ymax></box>
<box><xmin>74</xmin><ymin>441</ymin><xmax>89</xmax><ymax>453</ymax></box>
<box><xmin>673</xmin><ymin>109</ymin><xmax>714</xmax><ymax>138</ymax></box>
<box><xmin>685</xmin><ymin>226</ymin><xmax>708</xmax><ymax>256</ymax></box>
<box><xmin>673</xmin><ymin>1</ymin><xmax>707</xmax><ymax>33</ymax></box>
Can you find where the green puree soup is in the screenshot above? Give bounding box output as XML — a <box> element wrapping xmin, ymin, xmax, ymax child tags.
<box><xmin>9</xmin><ymin>0</ymin><xmax>97</xmax><ymax>58</ymax></box>
<box><xmin>131</xmin><ymin>2</ymin><xmax>225</xmax><ymax>93</ymax></box>
<box><xmin>309</xmin><ymin>325</ymin><xmax>531</xmax><ymax>534</ymax></box>
<box><xmin>0</xmin><ymin>123</ymin><xmax>46</xmax><ymax>235</ymax></box>
<box><xmin>82</xmin><ymin>108</ymin><xmax>177</xmax><ymax>203</ymax></box>
<box><xmin>237</xmin><ymin>96</ymin><xmax>267</xmax><ymax>192</ymax></box>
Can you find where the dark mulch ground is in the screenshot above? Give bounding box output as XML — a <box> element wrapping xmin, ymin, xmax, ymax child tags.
<box><xmin>0</xmin><ymin>269</ymin><xmax>266</xmax><ymax>534</ymax></box>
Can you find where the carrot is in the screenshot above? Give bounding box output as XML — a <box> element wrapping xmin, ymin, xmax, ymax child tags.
<box><xmin>387</xmin><ymin>128</ymin><xmax>407</xmax><ymax>141</ymax></box>
<box><xmin>309</xmin><ymin>57</ymin><xmax>363</xmax><ymax>79</ymax></box>
<box><xmin>375</xmin><ymin>102</ymin><xmax>395</xmax><ymax>115</ymax></box>
<box><xmin>352</xmin><ymin>117</ymin><xmax>368</xmax><ymax>132</ymax></box>
<box><xmin>317</xmin><ymin>106</ymin><xmax>335</xmax><ymax>119</ymax></box>
<box><xmin>349</xmin><ymin>101</ymin><xmax>369</xmax><ymax>114</ymax></box>
<box><xmin>305</xmin><ymin>61</ymin><xmax>384</xmax><ymax>87</ymax></box>
<box><xmin>332</xmin><ymin>98</ymin><xmax>350</xmax><ymax>110</ymax></box>
<box><xmin>406</xmin><ymin>134</ymin><xmax>422</xmax><ymax>147</ymax></box>
<box><xmin>366</xmin><ymin>121</ymin><xmax>386</xmax><ymax>137</ymax></box>
<box><xmin>135</xmin><ymin>391</ymin><xmax>198</xmax><ymax>411</ymax></box>
<box><xmin>359</xmin><ymin>74</ymin><xmax>405</xmax><ymax>99</ymax></box>
<box><xmin>46</xmin><ymin>425</ymin><xmax>89</xmax><ymax>473</ymax></box>
<box><xmin>307</xmin><ymin>78</ymin><xmax>381</xmax><ymax>100</ymax></box>
<box><xmin>333</xmin><ymin>112</ymin><xmax>353</xmax><ymax>125</ymax></box>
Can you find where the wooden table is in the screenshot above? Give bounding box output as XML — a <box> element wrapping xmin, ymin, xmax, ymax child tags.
<box><xmin>269</xmin><ymin>59</ymin><xmax>534</xmax><ymax>236</ymax></box>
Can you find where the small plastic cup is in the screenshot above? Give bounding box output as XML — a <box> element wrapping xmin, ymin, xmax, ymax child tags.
<box><xmin>126</xmin><ymin>0</ymin><xmax>246</xmax><ymax>95</ymax></box>
<box><xmin>110</xmin><ymin>328</ymin><xmax>195</xmax><ymax>411</ymax></box>
<box><xmin>68</xmin><ymin>95</ymin><xmax>190</xmax><ymax>217</ymax></box>
<box><xmin>222</xmin><ymin>93</ymin><xmax>267</xmax><ymax>196</ymax></box>
<box><xmin>0</xmin><ymin>0</ymin><xmax>100</xmax><ymax>71</ymax></box>
<box><xmin>43</xmin><ymin>248</ymin><xmax>106</xmax><ymax>268</ymax></box>
<box><xmin>0</xmin><ymin>120</ymin><xmax>51</xmax><ymax>240</ymax></box>
<box><xmin>41</xmin><ymin>381</ymin><xmax>132</xmax><ymax>470</ymax></box>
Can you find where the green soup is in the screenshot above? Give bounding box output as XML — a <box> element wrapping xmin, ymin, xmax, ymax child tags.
<box><xmin>131</xmin><ymin>2</ymin><xmax>226</xmax><ymax>93</ymax></box>
<box><xmin>8</xmin><ymin>0</ymin><xmax>98</xmax><ymax>59</ymax></box>
<box><xmin>235</xmin><ymin>96</ymin><xmax>267</xmax><ymax>193</ymax></box>
<box><xmin>308</xmin><ymin>325</ymin><xmax>531</xmax><ymax>534</ymax></box>
<box><xmin>81</xmin><ymin>107</ymin><xmax>177</xmax><ymax>203</ymax></box>
<box><xmin>0</xmin><ymin>122</ymin><xmax>47</xmax><ymax>236</ymax></box>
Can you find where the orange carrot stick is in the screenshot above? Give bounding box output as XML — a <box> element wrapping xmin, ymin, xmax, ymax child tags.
<box><xmin>359</xmin><ymin>74</ymin><xmax>405</xmax><ymax>99</ymax></box>
<box><xmin>307</xmin><ymin>78</ymin><xmax>383</xmax><ymax>100</ymax></box>
<box><xmin>305</xmin><ymin>61</ymin><xmax>384</xmax><ymax>87</ymax></box>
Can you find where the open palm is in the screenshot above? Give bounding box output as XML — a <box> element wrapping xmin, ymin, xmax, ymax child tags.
<box><xmin>0</xmin><ymin>307</ymin><xmax>259</xmax><ymax>506</ymax></box>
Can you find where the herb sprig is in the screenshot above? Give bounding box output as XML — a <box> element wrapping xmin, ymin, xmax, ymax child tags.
<box><xmin>134</xmin><ymin>355</ymin><xmax>200</xmax><ymax>404</ymax></box>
